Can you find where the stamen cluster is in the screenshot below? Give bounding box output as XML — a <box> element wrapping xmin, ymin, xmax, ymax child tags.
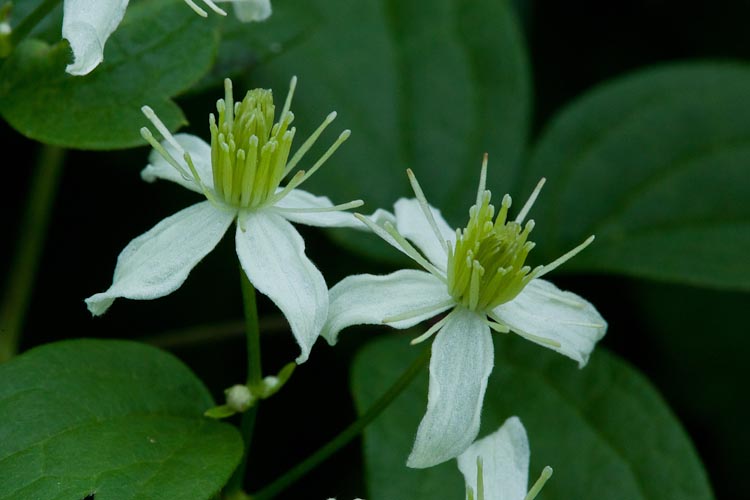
<box><xmin>447</xmin><ymin>191</ymin><xmax>537</xmax><ymax>312</ymax></box>
<box><xmin>210</xmin><ymin>83</ymin><xmax>295</xmax><ymax>208</ymax></box>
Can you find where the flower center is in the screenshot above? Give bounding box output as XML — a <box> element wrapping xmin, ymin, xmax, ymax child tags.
<box><xmin>447</xmin><ymin>190</ymin><xmax>536</xmax><ymax>312</ymax></box>
<box><xmin>210</xmin><ymin>82</ymin><xmax>295</xmax><ymax>208</ymax></box>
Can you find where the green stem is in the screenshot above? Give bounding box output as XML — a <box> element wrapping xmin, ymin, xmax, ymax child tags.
<box><xmin>225</xmin><ymin>271</ymin><xmax>262</xmax><ymax>494</ymax></box>
<box><xmin>250</xmin><ymin>345</ymin><xmax>430</xmax><ymax>500</ymax></box>
<box><xmin>0</xmin><ymin>144</ymin><xmax>65</xmax><ymax>363</ymax></box>
<box><xmin>9</xmin><ymin>0</ymin><xmax>61</xmax><ymax>47</ymax></box>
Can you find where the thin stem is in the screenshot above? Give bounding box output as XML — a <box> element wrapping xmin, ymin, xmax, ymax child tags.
<box><xmin>250</xmin><ymin>345</ymin><xmax>430</xmax><ymax>500</ymax></box>
<box><xmin>0</xmin><ymin>145</ymin><xmax>65</xmax><ymax>363</ymax></box>
<box><xmin>225</xmin><ymin>271</ymin><xmax>263</xmax><ymax>494</ymax></box>
<box><xmin>10</xmin><ymin>0</ymin><xmax>61</xmax><ymax>47</ymax></box>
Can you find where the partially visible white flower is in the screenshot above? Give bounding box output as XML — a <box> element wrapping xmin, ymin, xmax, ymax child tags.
<box><xmin>86</xmin><ymin>77</ymin><xmax>361</xmax><ymax>363</ymax></box>
<box><xmin>62</xmin><ymin>0</ymin><xmax>270</xmax><ymax>76</ymax></box>
<box><xmin>184</xmin><ymin>0</ymin><xmax>272</xmax><ymax>22</ymax></box>
<box><xmin>458</xmin><ymin>417</ymin><xmax>552</xmax><ymax>500</ymax></box>
<box><xmin>62</xmin><ymin>0</ymin><xmax>129</xmax><ymax>75</ymax></box>
<box><xmin>323</xmin><ymin>156</ymin><xmax>607</xmax><ymax>468</ymax></box>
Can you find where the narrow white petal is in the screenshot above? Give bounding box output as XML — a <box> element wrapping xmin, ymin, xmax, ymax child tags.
<box><xmin>322</xmin><ymin>270</ymin><xmax>452</xmax><ymax>345</ymax></box>
<box><xmin>63</xmin><ymin>0</ymin><xmax>129</xmax><ymax>75</ymax></box>
<box><xmin>492</xmin><ymin>279</ymin><xmax>607</xmax><ymax>367</ymax></box>
<box><xmin>407</xmin><ymin>308</ymin><xmax>494</xmax><ymax>468</ymax></box>
<box><xmin>85</xmin><ymin>202</ymin><xmax>235</xmax><ymax>315</ymax></box>
<box><xmin>236</xmin><ymin>211</ymin><xmax>327</xmax><ymax>363</ymax></box>
<box><xmin>272</xmin><ymin>189</ymin><xmax>361</xmax><ymax>228</ymax></box>
<box><xmin>457</xmin><ymin>416</ymin><xmax>530</xmax><ymax>500</ymax></box>
<box><xmin>395</xmin><ymin>198</ymin><xmax>454</xmax><ymax>269</ymax></box>
<box><xmin>230</xmin><ymin>0</ymin><xmax>272</xmax><ymax>22</ymax></box>
<box><xmin>141</xmin><ymin>133</ymin><xmax>214</xmax><ymax>193</ymax></box>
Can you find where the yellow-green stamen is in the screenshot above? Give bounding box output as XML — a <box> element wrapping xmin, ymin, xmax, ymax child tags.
<box><xmin>447</xmin><ymin>186</ymin><xmax>538</xmax><ymax>312</ymax></box>
<box><xmin>524</xmin><ymin>466</ymin><xmax>554</xmax><ymax>500</ymax></box>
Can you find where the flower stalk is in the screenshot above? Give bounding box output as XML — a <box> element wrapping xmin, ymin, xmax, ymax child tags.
<box><xmin>225</xmin><ymin>271</ymin><xmax>263</xmax><ymax>494</ymax></box>
<box><xmin>250</xmin><ymin>345</ymin><xmax>431</xmax><ymax>500</ymax></box>
<box><xmin>0</xmin><ymin>145</ymin><xmax>65</xmax><ymax>363</ymax></box>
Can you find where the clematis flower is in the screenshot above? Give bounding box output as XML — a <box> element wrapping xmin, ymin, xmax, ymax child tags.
<box><xmin>183</xmin><ymin>0</ymin><xmax>272</xmax><ymax>22</ymax></box>
<box><xmin>62</xmin><ymin>0</ymin><xmax>271</xmax><ymax>76</ymax></box>
<box><xmin>458</xmin><ymin>417</ymin><xmax>553</xmax><ymax>500</ymax></box>
<box><xmin>86</xmin><ymin>77</ymin><xmax>361</xmax><ymax>363</ymax></box>
<box><xmin>323</xmin><ymin>156</ymin><xmax>607</xmax><ymax>467</ymax></box>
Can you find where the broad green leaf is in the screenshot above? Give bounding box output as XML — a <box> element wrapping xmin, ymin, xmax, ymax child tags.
<box><xmin>523</xmin><ymin>62</ymin><xmax>750</xmax><ymax>290</ymax></box>
<box><xmin>0</xmin><ymin>339</ymin><xmax>243</xmax><ymax>500</ymax></box>
<box><xmin>0</xmin><ymin>0</ymin><xmax>220</xmax><ymax>150</ymax></box>
<box><xmin>248</xmin><ymin>0</ymin><xmax>531</xmax><ymax>256</ymax></box>
<box><xmin>352</xmin><ymin>334</ymin><xmax>714</xmax><ymax>500</ymax></box>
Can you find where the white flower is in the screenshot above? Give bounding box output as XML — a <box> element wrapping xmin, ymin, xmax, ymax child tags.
<box><xmin>62</xmin><ymin>0</ymin><xmax>270</xmax><ymax>76</ymax></box>
<box><xmin>323</xmin><ymin>156</ymin><xmax>607</xmax><ymax>468</ymax></box>
<box><xmin>183</xmin><ymin>0</ymin><xmax>272</xmax><ymax>22</ymax></box>
<box><xmin>62</xmin><ymin>0</ymin><xmax>129</xmax><ymax>75</ymax></box>
<box><xmin>458</xmin><ymin>417</ymin><xmax>553</xmax><ymax>500</ymax></box>
<box><xmin>86</xmin><ymin>77</ymin><xmax>361</xmax><ymax>363</ymax></box>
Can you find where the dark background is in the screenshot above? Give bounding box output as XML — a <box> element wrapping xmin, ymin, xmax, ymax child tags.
<box><xmin>2</xmin><ymin>1</ymin><xmax>749</xmax><ymax>498</ymax></box>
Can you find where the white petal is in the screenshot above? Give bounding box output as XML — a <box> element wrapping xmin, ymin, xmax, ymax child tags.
<box><xmin>322</xmin><ymin>269</ymin><xmax>452</xmax><ymax>345</ymax></box>
<box><xmin>85</xmin><ymin>201</ymin><xmax>235</xmax><ymax>315</ymax></box>
<box><xmin>236</xmin><ymin>211</ymin><xmax>327</xmax><ymax>363</ymax></box>
<box><xmin>272</xmin><ymin>189</ymin><xmax>361</xmax><ymax>228</ymax></box>
<box><xmin>492</xmin><ymin>279</ymin><xmax>607</xmax><ymax>367</ymax></box>
<box><xmin>141</xmin><ymin>133</ymin><xmax>215</xmax><ymax>194</ymax></box>
<box><xmin>229</xmin><ymin>0</ymin><xmax>272</xmax><ymax>22</ymax></box>
<box><xmin>394</xmin><ymin>198</ymin><xmax>454</xmax><ymax>269</ymax></box>
<box><xmin>407</xmin><ymin>308</ymin><xmax>494</xmax><ymax>468</ymax></box>
<box><xmin>63</xmin><ymin>0</ymin><xmax>129</xmax><ymax>75</ymax></box>
<box><xmin>457</xmin><ymin>416</ymin><xmax>530</xmax><ymax>500</ymax></box>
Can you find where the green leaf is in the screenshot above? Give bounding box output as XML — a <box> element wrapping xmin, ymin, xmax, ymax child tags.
<box><xmin>249</xmin><ymin>0</ymin><xmax>531</xmax><ymax>257</ymax></box>
<box><xmin>523</xmin><ymin>62</ymin><xmax>750</xmax><ymax>290</ymax></box>
<box><xmin>0</xmin><ymin>339</ymin><xmax>243</xmax><ymax>500</ymax></box>
<box><xmin>192</xmin><ymin>0</ymin><xmax>319</xmax><ymax>93</ymax></box>
<box><xmin>352</xmin><ymin>334</ymin><xmax>714</xmax><ymax>500</ymax></box>
<box><xmin>0</xmin><ymin>0</ymin><xmax>220</xmax><ymax>150</ymax></box>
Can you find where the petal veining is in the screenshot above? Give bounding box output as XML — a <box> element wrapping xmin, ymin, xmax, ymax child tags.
<box><xmin>235</xmin><ymin>211</ymin><xmax>327</xmax><ymax>363</ymax></box>
<box><xmin>407</xmin><ymin>308</ymin><xmax>494</xmax><ymax>468</ymax></box>
<box><xmin>322</xmin><ymin>269</ymin><xmax>452</xmax><ymax>345</ymax></box>
<box><xmin>85</xmin><ymin>201</ymin><xmax>235</xmax><ymax>315</ymax></box>
<box><xmin>492</xmin><ymin>279</ymin><xmax>607</xmax><ymax>367</ymax></box>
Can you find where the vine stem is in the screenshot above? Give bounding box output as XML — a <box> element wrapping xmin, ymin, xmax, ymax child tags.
<box><xmin>9</xmin><ymin>0</ymin><xmax>62</xmax><ymax>47</ymax></box>
<box><xmin>225</xmin><ymin>270</ymin><xmax>263</xmax><ymax>494</ymax></box>
<box><xmin>0</xmin><ymin>144</ymin><xmax>65</xmax><ymax>363</ymax></box>
<box><xmin>250</xmin><ymin>345</ymin><xmax>430</xmax><ymax>500</ymax></box>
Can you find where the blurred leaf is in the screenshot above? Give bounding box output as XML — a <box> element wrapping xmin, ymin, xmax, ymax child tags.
<box><xmin>0</xmin><ymin>339</ymin><xmax>242</xmax><ymax>500</ymax></box>
<box><xmin>249</xmin><ymin>0</ymin><xmax>531</xmax><ymax>258</ymax></box>
<box><xmin>192</xmin><ymin>0</ymin><xmax>319</xmax><ymax>93</ymax></box>
<box><xmin>0</xmin><ymin>0</ymin><xmax>220</xmax><ymax>150</ymax></box>
<box><xmin>523</xmin><ymin>62</ymin><xmax>750</xmax><ymax>290</ymax></box>
<box><xmin>629</xmin><ymin>281</ymin><xmax>750</xmax><ymax>499</ymax></box>
<box><xmin>352</xmin><ymin>334</ymin><xmax>714</xmax><ymax>500</ymax></box>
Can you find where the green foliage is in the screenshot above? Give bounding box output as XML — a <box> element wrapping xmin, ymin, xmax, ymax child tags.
<box><xmin>0</xmin><ymin>0</ymin><xmax>220</xmax><ymax>150</ymax></box>
<box><xmin>352</xmin><ymin>334</ymin><xmax>714</xmax><ymax>500</ymax></box>
<box><xmin>523</xmin><ymin>63</ymin><xmax>750</xmax><ymax>290</ymax></box>
<box><xmin>249</xmin><ymin>0</ymin><xmax>531</xmax><ymax>243</ymax></box>
<box><xmin>0</xmin><ymin>339</ymin><xmax>243</xmax><ymax>500</ymax></box>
